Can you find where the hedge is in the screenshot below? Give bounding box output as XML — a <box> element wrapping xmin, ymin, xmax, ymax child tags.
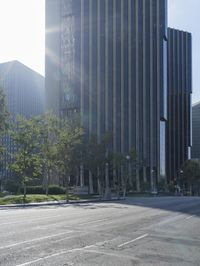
<box><xmin>20</xmin><ymin>185</ymin><xmax>66</xmax><ymax>195</ymax></box>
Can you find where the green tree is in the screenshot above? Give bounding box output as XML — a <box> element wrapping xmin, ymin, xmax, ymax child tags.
<box><xmin>10</xmin><ymin>116</ymin><xmax>42</xmax><ymax>200</ymax></box>
<box><xmin>56</xmin><ymin>119</ymin><xmax>83</xmax><ymax>202</ymax></box>
<box><xmin>182</xmin><ymin>160</ymin><xmax>200</xmax><ymax>195</ymax></box>
<box><xmin>39</xmin><ymin>113</ymin><xmax>59</xmax><ymax>195</ymax></box>
<box><xmin>0</xmin><ymin>87</ymin><xmax>9</xmax><ymax>134</ymax></box>
<box><xmin>112</xmin><ymin>147</ymin><xmax>139</xmax><ymax>198</ymax></box>
<box><xmin>0</xmin><ymin>87</ymin><xmax>9</xmax><ymax>191</ymax></box>
<box><xmin>83</xmin><ymin>133</ymin><xmax>112</xmax><ymax>197</ymax></box>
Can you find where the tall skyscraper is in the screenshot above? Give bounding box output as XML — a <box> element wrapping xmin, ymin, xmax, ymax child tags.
<box><xmin>0</xmin><ymin>61</ymin><xmax>44</xmax><ymax>118</ymax></box>
<box><xmin>46</xmin><ymin>0</ymin><xmax>168</xmax><ymax>191</ymax></box>
<box><xmin>166</xmin><ymin>28</ymin><xmax>192</xmax><ymax>182</ymax></box>
<box><xmin>0</xmin><ymin>60</ymin><xmax>45</xmax><ymax>182</ymax></box>
<box><xmin>192</xmin><ymin>102</ymin><xmax>200</xmax><ymax>159</ymax></box>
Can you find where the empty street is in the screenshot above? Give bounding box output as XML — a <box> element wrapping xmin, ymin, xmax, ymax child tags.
<box><xmin>0</xmin><ymin>197</ymin><xmax>200</xmax><ymax>266</ymax></box>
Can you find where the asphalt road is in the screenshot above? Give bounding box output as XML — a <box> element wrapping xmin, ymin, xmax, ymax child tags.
<box><xmin>0</xmin><ymin>197</ymin><xmax>200</xmax><ymax>266</ymax></box>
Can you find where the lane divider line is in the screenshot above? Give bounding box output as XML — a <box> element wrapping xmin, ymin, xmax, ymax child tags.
<box><xmin>0</xmin><ymin>231</ymin><xmax>73</xmax><ymax>250</ymax></box>
<box><xmin>186</xmin><ymin>215</ymin><xmax>195</xmax><ymax>220</ymax></box>
<box><xmin>118</xmin><ymin>233</ymin><xmax>149</xmax><ymax>248</ymax></box>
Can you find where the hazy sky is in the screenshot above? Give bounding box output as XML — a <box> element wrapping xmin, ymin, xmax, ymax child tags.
<box><xmin>0</xmin><ymin>0</ymin><xmax>45</xmax><ymax>75</ymax></box>
<box><xmin>0</xmin><ymin>0</ymin><xmax>199</xmax><ymax>103</ymax></box>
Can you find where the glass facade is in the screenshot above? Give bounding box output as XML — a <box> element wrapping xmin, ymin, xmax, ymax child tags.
<box><xmin>167</xmin><ymin>28</ymin><xmax>192</xmax><ymax>181</ymax></box>
<box><xmin>60</xmin><ymin>1</ymin><xmax>77</xmax><ymax>112</ymax></box>
<box><xmin>192</xmin><ymin>103</ymin><xmax>200</xmax><ymax>159</ymax></box>
<box><xmin>160</xmin><ymin>121</ymin><xmax>166</xmax><ymax>179</ymax></box>
<box><xmin>46</xmin><ymin>0</ymin><xmax>168</xmax><ymax>190</ymax></box>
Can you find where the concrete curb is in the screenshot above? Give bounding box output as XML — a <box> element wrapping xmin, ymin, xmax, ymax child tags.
<box><xmin>0</xmin><ymin>197</ymin><xmax>123</xmax><ymax>208</ymax></box>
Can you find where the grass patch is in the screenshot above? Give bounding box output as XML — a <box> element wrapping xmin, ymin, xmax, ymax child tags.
<box><xmin>0</xmin><ymin>194</ymin><xmax>80</xmax><ymax>205</ymax></box>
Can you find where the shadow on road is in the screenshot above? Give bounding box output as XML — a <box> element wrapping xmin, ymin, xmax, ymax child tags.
<box><xmin>116</xmin><ymin>197</ymin><xmax>200</xmax><ymax>217</ymax></box>
<box><xmin>1</xmin><ymin>197</ymin><xmax>200</xmax><ymax>218</ymax></box>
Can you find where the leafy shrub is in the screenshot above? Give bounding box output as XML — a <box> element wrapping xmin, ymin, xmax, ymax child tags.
<box><xmin>4</xmin><ymin>180</ymin><xmax>20</xmax><ymax>193</ymax></box>
<box><xmin>48</xmin><ymin>185</ymin><xmax>66</xmax><ymax>195</ymax></box>
<box><xmin>24</xmin><ymin>186</ymin><xmax>44</xmax><ymax>194</ymax></box>
<box><xmin>19</xmin><ymin>185</ymin><xmax>66</xmax><ymax>195</ymax></box>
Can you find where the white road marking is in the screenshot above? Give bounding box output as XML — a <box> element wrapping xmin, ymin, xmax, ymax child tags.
<box><xmin>0</xmin><ymin>214</ymin><xmax>64</xmax><ymax>226</ymax></box>
<box><xmin>82</xmin><ymin>249</ymin><xmax>138</xmax><ymax>260</ymax></box>
<box><xmin>16</xmin><ymin>250</ymin><xmax>68</xmax><ymax>266</ymax></box>
<box><xmin>118</xmin><ymin>233</ymin><xmax>149</xmax><ymax>248</ymax></box>
<box><xmin>0</xmin><ymin>231</ymin><xmax>73</xmax><ymax>250</ymax></box>
<box><xmin>156</xmin><ymin>214</ymin><xmax>184</xmax><ymax>226</ymax></box>
<box><xmin>16</xmin><ymin>240</ymin><xmax>111</xmax><ymax>266</ymax></box>
<box><xmin>80</xmin><ymin>218</ymin><xmax>108</xmax><ymax>226</ymax></box>
<box><xmin>186</xmin><ymin>215</ymin><xmax>195</xmax><ymax>220</ymax></box>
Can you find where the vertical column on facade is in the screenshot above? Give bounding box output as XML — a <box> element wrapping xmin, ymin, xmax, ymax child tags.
<box><xmin>99</xmin><ymin>0</ymin><xmax>106</xmax><ymax>140</ymax></box>
<box><xmin>184</xmin><ymin>33</ymin><xmax>189</xmax><ymax>161</ymax></box>
<box><xmin>113</xmin><ymin>0</ymin><xmax>122</xmax><ymax>181</ymax></box>
<box><xmin>142</xmin><ymin>0</ymin><xmax>147</xmax><ymax>183</ymax></box>
<box><xmin>88</xmin><ymin>0</ymin><xmax>94</xmax><ymax>193</ymax></box>
<box><xmin>128</xmin><ymin>0</ymin><xmax>133</xmax><ymax>187</ymax></box>
<box><xmin>180</xmin><ymin>32</ymin><xmax>185</xmax><ymax>167</ymax></box>
<box><xmin>105</xmin><ymin>0</ymin><xmax>109</xmax><ymax>134</ymax></box>
<box><xmin>113</xmin><ymin>0</ymin><xmax>117</xmax><ymax>152</ymax></box>
<box><xmin>107</xmin><ymin>0</ymin><xmax>113</xmax><ymax>146</ymax></box>
<box><xmin>177</xmin><ymin>31</ymin><xmax>181</xmax><ymax>174</ymax></box>
<box><xmin>89</xmin><ymin>0</ymin><xmax>93</xmax><ymax>135</ymax></box>
<box><xmin>174</xmin><ymin>31</ymin><xmax>178</xmax><ymax>177</ymax></box>
<box><xmin>172</xmin><ymin>30</ymin><xmax>176</xmax><ymax>178</ymax></box>
<box><xmin>135</xmin><ymin>0</ymin><xmax>140</xmax><ymax>191</ymax></box>
<box><xmin>156</xmin><ymin>0</ymin><xmax>161</xmax><ymax>184</ymax></box>
<box><xmin>182</xmin><ymin>31</ymin><xmax>187</xmax><ymax>161</ymax></box>
<box><xmin>80</xmin><ymin>0</ymin><xmax>85</xmax><ymax>187</ymax></box>
<box><xmin>187</xmin><ymin>33</ymin><xmax>192</xmax><ymax>160</ymax></box>
<box><xmin>120</xmin><ymin>0</ymin><xmax>124</xmax><ymax>155</ymax></box>
<box><xmin>124</xmin><ymin>0</ymin><xmax>129</xmax><ymax>155</ymax></box>
<box><xmin>113</xmin><ymin>0</ymin><xmax>117</xmax><ymax>153</ymax></box>
<box><xmin>149</xmin><ymin>0</ymin><xmax>154</xmax><ymax>190</ymax></box>
<box><xmin>104</xmin><ymin>0</ymin><xmax>111</xmax><ymax>197</ymax></box>
<box><xmin>97</xmin><ymin>0</ymin><xmax>101</xmax><ymax>142</ymax></box>
<box><xmin>167</xmin><ymin>29</ymin><xmax>171</xmax><ymax>181</ymax></box>
<box><xmin>112</xmin><ymin>0</ymin><xmax>117</xmax><ymax>184</ymax></box>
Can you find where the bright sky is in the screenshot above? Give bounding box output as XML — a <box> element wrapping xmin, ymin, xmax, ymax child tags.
<box><xmin>0</xmin><ymin>0</ymin><xmax>199</xmax><ymax>103</ymax></box>
<box><xmin>0</xmin><ymin>0</ymin><xmax>45</xmax><ymax>76</ymax></box>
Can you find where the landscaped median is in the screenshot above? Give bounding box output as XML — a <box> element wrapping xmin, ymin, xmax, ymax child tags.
<box><xmin>0</xmin><ymin>194</ymin><xmax>81</xmax><ymax>205</ymax></box>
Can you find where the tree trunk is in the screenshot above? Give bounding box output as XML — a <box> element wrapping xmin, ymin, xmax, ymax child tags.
<box><xmin>128</xmin><ymin>164</ymin><xmax>133</xmax><ymax>189</ymax></box>
<box><xmin>136</xmin><ymin>169</ymin><xmax>140</xmax><ymax>192</ymax></box>
<box><xmin>105</xmin><ymin>163</ymin><xmax>111</xmax><ymax>199</ymax></box>
<box><xmin>65</xmin><ymin>176</ymin><xmax>69</xmax><ymax>203</ymax></box>
<box><xmin>45</xmin><ymin>170</ymin><xmax>50</xmax><ymax>196</ymax></box>
<box><xmin>122</xmin><ymin>176</ymin><xmax>128</xmax><ymax>199</ymax></box>
<box><xmin>75</xmin><ymin>167</ymin><xmax>79</xmax><ymax>187</ymax></box>
<box><xmin>89</xmin><ymin>171</ymin><xmax>94</xmax><ymax>194</ymax></box>
<box><xmin>123</xmin><ymin>186</ymin><xmax>126</xmax><ymax>199</ymax></box>
<box><xmin>80</xmin><ymin>164</ymin><xmax>84</xmax><ymax>187</ymax></box>
<box><xmin>143</xmin><ymin>167</ymin><xmax>147</xmax><ymax>183</ymax></box>
<box><xmin>97</xmin><ymin>178</ymin><xmax>102</xmax><ymax>197</ymax></box>
<box><xmin>97</xmin><ymin>168</ymin><xmax>102</xmax><ymax>198</ymax></box>
<box><xmin>23</xmin><ymin>182</ymin><xmax>27</xmax><ymax>203</ymax></box>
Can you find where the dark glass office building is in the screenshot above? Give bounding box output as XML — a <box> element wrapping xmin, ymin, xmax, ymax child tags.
<box><xmin>0</xmin><ymin>60</ymin><xmax>45</xmax><ymax>183</ymax></box>
<box><xmin>166</xmin><ymin>28</ymin><xmax>192</xmax><ymax>182</ymax></box>
<box><xmin>192</xmin><ymin>102</ymin><xmax>200</xmax><ymax>159</ymax></box>
<box><xmin>46</xmin><ymin>0</ymin><xmax>168</xmax><ymax>190</ymax></box>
